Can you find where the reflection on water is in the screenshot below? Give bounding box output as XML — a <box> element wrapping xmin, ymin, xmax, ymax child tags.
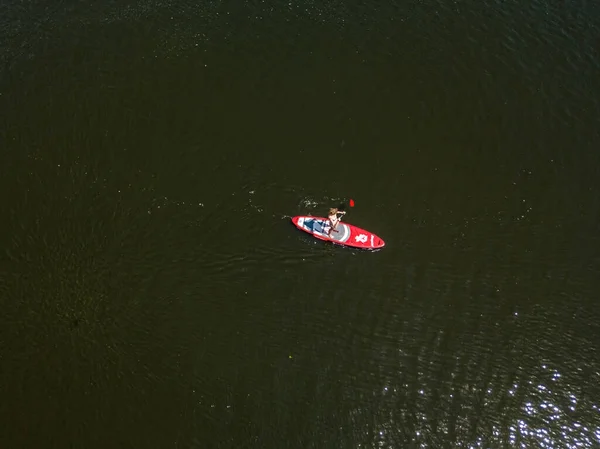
<box><xmin>351</xmin><ymin>364</ymin><xmax>599</xmax><ymax>448</ymax></box>
<box><xmin>511</xmin><ymin>366</ymin><xmax>600</xmax><ymax>449</ymax></box>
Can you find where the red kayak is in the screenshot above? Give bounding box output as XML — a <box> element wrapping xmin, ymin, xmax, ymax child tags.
<box><xmin>291</xmin><ymin>216</ymin><xmax>385</xmax><ymax>250</ymax></box>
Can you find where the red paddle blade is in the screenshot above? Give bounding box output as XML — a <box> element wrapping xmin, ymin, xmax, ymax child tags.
<box><xmin>349</xmin><ymin>199</ymin><xmax>355</xmax><ymax>207</ymax></box>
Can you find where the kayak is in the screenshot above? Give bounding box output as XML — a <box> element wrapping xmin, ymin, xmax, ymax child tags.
<box><xmin>291</xmin><ymin>216</ymin><xmax>385</xmax><ymax>250</ymax></box>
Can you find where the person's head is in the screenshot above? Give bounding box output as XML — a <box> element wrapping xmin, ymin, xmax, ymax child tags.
<box><xmin>329</xmin><ymin>207</ymin><xmax>338</xmax><ymax>215</ymax></box>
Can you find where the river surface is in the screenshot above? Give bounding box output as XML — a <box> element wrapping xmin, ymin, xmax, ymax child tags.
<box><xmin>1</xmin><ymin>1</ymin><xmax>600</xmax><ymax>448</ymax></box>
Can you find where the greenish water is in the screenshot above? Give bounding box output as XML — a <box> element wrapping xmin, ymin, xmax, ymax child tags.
<box><xmin>1</xmin><ymin>1</ymin><xmax>599</xmax><ymax>447</ymax></box>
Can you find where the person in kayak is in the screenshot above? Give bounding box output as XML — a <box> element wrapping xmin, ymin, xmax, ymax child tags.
<box><xmin>327</xmin><ymin>207</ymin><xmax>346</xmax><ymax>236</ymax></box>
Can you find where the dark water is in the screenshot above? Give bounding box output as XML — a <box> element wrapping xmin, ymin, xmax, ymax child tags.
<box><xmin>2</xmin><ymin>0</ymin><xmax>600</xmax><ymax>447</ymax></box>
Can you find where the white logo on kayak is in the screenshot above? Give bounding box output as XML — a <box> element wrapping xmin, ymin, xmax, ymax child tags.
<box><xmin>355</xmin><ymin>234</ymin><xmax>368</xmax><ymax>243</ymax></box>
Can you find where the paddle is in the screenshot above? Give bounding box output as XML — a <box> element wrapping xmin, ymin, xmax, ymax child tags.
<box><xmin>328</xmin><ymin>199</ymin><xmax>353</xmax><ymax>237</ymax></box>
<box><xmin>335</xmin><ymin>199</ymin><xmax>354</xmax><ymax>228</ymax></box>
<box><xmin>337</xmin><ymin>198</ymin><xmax>355</xmax><ymax>213</ymax></box>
